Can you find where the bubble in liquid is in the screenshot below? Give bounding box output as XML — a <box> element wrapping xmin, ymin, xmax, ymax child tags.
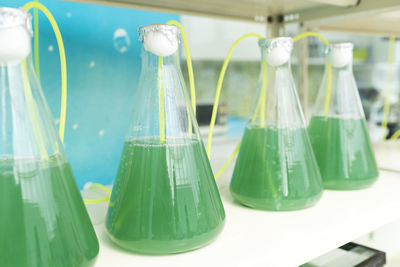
<box><xmin>99</xmin><ymin>130</ymin><xmax>105</xmax><ymax>137</ymax></box>
<box><xmin>72</xmin><ymin>124</ymin><xmax>79</xmax><ymax>130</ymax></box>
<box><xmin>89</xmin><ymin>61</ymin><xmax>95</xmax><ymax>68</ymax></box>
<box><xmin>66</xmin><ymin>12</ymin><xmax>72</xmax><ymax>18</ymax></box>
<box><xmin>48</xmin><ymin>45</ymin><xmax>54</xmax><ymax>52</ymax></box>
<box><xmin>113</xmin><ymin>28</ymin><xmax>130</xmax><ymax>53</ymax></box>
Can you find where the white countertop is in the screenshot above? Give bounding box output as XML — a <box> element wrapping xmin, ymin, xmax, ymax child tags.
<box><xmin>83</xmin><ymin>139</ymin><xmax>400</xmax><ymax>267</ymax></box>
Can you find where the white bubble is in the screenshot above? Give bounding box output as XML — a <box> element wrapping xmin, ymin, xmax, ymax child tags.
<box><xmin>55</xmin><ymin>118</ymin><xmax>60</xmax><ymax>125</ymax></box>
<box><xmin>99</xmin><ymin>129</ymin><xmax>105</xmax><ymax>136</ymax></box>
<box><xmin>72</xmin><ymin>124</ymin><xmax>79</xmax><ymax>130</ymax></box>
<box><xmin>89</xmin><ymin>61</ymin><xmax>95</xmax><ymax>68</ymax></box>
<box><xmin>113</xmin><ymin>28</ymin><xmax>130</xmax><ymax>53</ymax></box>
<box><xmin>48</xmin><ymin>45</ymin><xmax>54</xmax><ymax>52</ymax></box>
<box><xmin>66</xmin><ymin>12</ymin><xmax>72</xmax><ymax>18</ymax></box>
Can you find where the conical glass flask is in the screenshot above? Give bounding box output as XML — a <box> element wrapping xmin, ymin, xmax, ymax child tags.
<box><xmin>308</xmin><ymin>43</ymin><xmax>379</xmax><ymax>190</ymax></box>
<box><xmin>0</xmin><ymin>7</ymin><xmax>98</xmax><ymax>267</ymax></box>
<box><xmin>106</xmin><ymin>24</ymin><xmax>225</xmax><ymax>254</ymax></box>
<box><xmin>230</xmin><ymin>37</ymin><xmax>323</xmax><ymax>211</ymax></box>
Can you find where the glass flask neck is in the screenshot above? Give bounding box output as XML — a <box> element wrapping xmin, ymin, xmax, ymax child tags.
<box><xmin>327</xmin><ymin>58</ymin><xmax>353</xmax><ymax>72</ymax></box>
<box><xmin>126</xmin><ymin>24</ymin><xmax>200</xmax><ymax>141</ymax></box>
<box><xmin>141</xmin><ymin>47</ymin><xmax>180</xmax><ymax>69</ymax></box>
<box><xmin>250</xmin><ymin>37</ymin><xmax>306</xmax><ymax>128</ymax></box>
<box><xmin>313</xmin><ymin>42</ymin><xmax>364</xmax><ymax>118</ymax></box>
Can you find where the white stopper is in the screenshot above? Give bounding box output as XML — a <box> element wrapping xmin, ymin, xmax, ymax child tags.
<box><xmin>0</xmin><ymin>26</ymin><xmax>31</xmax><ymax>66</ymax></box>
<box><xmin>329</xmin><ymin>43</ymin><xmax>353</xmax><ymax>68</ymax></box>
<box><xmin>143</xmin><ymin>30</ymin><xmax>178</xmax><ymax>57</ymax></box>
<box><xmin>0</xmin><ymin>7</ymin><xmax>31</xmax><ymax>66</ymax></box>
<box><xmin>265</xmin><ymin>46</ymin><xmax>290</xmax><ymax>66</ymax></box>
<box><xmin>264</xmin><ymin>37</ymin><xmax>293</xmax><ymax>67</ymax></box>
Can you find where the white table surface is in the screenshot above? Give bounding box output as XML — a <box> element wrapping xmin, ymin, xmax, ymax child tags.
<box><xmin>83</xmin><ymin>139</ymin><xmax>400</xmax><ymax>267</ymax></box>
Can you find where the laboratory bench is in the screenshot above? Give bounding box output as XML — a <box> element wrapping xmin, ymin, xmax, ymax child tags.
<box><xmin>83</xmin><ymin>138</ymin><xmax>400</xmax><ymax>267</ymax></box>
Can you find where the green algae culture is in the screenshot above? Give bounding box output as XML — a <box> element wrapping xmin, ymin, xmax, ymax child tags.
<box><xmin>0</xmin><ymin>156</ymin><xmax>99</xmax><ymax>267</ymax></box>
<box><xmin>106</xmin><ymin>138</ymin><xmax>225</xmax><ymax>254</ymax></box>
<box><xmin>308</xmin><ymin>116</ymin><xmax>378</xmax><ymax>190</ymax></box>
<box><xmin>231</xmin><ymin>125</ymin><xmax>323</xmax><ymax>211</ymax></box>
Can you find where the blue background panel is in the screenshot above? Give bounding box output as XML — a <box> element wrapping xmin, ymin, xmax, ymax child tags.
<box><xmin>3</xmin><ymin>0</ymin><xmax>179</xmax><ymax>188</ymax></box>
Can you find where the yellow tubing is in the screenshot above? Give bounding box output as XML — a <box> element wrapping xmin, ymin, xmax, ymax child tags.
<box><xmin>390</xmin><ymin>129</ymin><xmax>400</xmax><ymax>141</ymax></box>
<box><xmin>323</xmin><ymin>63</ymin><xmax>333</xmax><ymax>116</ymax></box>
<box><xmin>33</xmin><ymin>0</ymin><xmax>40</xmax><ymax>80</ymax></box>
<box><xmin>207</xmin><ymin>33</ymin><xmax>263</xmax><ymax>157</ymax></box>
<box><xmin>259</xmin><ymin>59</ymin><xmax>267</xmax><ymax>126</ymax></box>
<box><xmin>23</xmin><ymin>2</ymin><xmax>67</xmax><ymax>143</ymax></box>
<box><xmin>293</xmin><ymin>32</ymin><xmax>331</xmax><ymax>115</ymax></box>
<box><xmin>166</xmin><ymin>20</ymin><xmax>196</xmax><ymax>115</ymax></box>
<box><xmin>381</xmin><ymin>36</ymin><xmax>396</xmax><ymax>141</ymax></box>
<box><xmin>83</xmin><ymin>184</ymin><xmax>112</xmax><ymax>205</ymax></box>
<box><xmin>215</xmin><ymin>141</ymin><xmax>241</xmax><ymax>179</ymax></box>
<box><xmin>158</xmin><ymin>56</ymin><xmax>165</xmax><ymax>143</ymax></box>
<box><xmin>293</xmin><ymin>32</ymin><xmax>328</xmax><ymax>46</ymax></box>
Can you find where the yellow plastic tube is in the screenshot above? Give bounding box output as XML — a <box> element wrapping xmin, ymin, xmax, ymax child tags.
<box><xmin>23</xmin><ymin>1</ymin><xmax>67</xmax><ymax>143</ymax></box>
<box><xmin>207</xmin><ymin>33</ymin><xmax>263</xmax><ymax>157</ymax></box>
<box><xmin>293</xmin><ymin>32</ymin><xmax>332</xmax><ymax>115</ymax></box>
<box><xmin>390</xmin><ymin>129</ymin><xmax>400</xmax><ymax>141</ymax></box>
<box><xmin>166</xmin><ymin>20</ymin><xmax>196</xmax><ymax>115</ymax></box>
<box><xmin>83</xmin><ymin>184</ymin><xmax>112</xmax><ymax>205</ymax></box>
<box><xmin>215</xmin><ymin>141</ymin><xmax>241</xmax><ymax>179</ymax></box>
<box><xmin>293</xmin><ymin>32</ymin><xmax>328</xmax><ymax>45</ymax></box>
<box><xmin>33</xmin><ymin>0</ymin><xmax>40</xmax><ymax>80</ymax></box>
<box><xmin>259</xmin><ymin>59</ymin><xmax>267</xmax><ymax>126</ymax></box>
<box><xmin>381</xmin><ymin>36</ymin><xmax>396</xmax><ymax>141</ymax></box>
<box><xmin>158</xmin><ymin>56</ymin><xmax>165</xmax><ymax>143</ymax></box>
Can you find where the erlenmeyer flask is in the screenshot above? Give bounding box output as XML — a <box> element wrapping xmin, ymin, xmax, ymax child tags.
<box><xmin>0</xmin><ymin>7</ymin><xmax>99</xmax><ymax>267</ymax></box>
<box><xmin>308</xmin><ymin>43</ymin><xmax>379</xmax><ymax>190</ymax></box>
<box><xmin>230</xmin><ymin>37</ymin><xmax>323</xmax><ymax>211</ymax></box>
<box><xmin>106</xmin><ymin>24</ymin><xmax>225</xmax><ymax>254</ymax></box>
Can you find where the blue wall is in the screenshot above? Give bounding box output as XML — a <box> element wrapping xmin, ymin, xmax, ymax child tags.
<box><xmin>4</xmin><ymin>0</ymin><xmax>179</xmax><ymax>188</ymax></box>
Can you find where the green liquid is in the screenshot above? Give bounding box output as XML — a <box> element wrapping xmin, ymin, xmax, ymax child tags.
<box><xmin>0</xmin><ymin>155</ymin><xmax>99</xmax><ymax>267</ymax></box>
<box><xmin>308</xmin><ymin>116</ymin><xmax>379</xmax><ymax>190</ymax></box>
<box><xmin>230</xmin><ymin>125</ymin><xmax>323</xmax><ymax>211</ymax></box>
<box><xmin>106</xmin><ymin>137</ymin><xmax>225</xmax><ymax>254</ymax></box>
